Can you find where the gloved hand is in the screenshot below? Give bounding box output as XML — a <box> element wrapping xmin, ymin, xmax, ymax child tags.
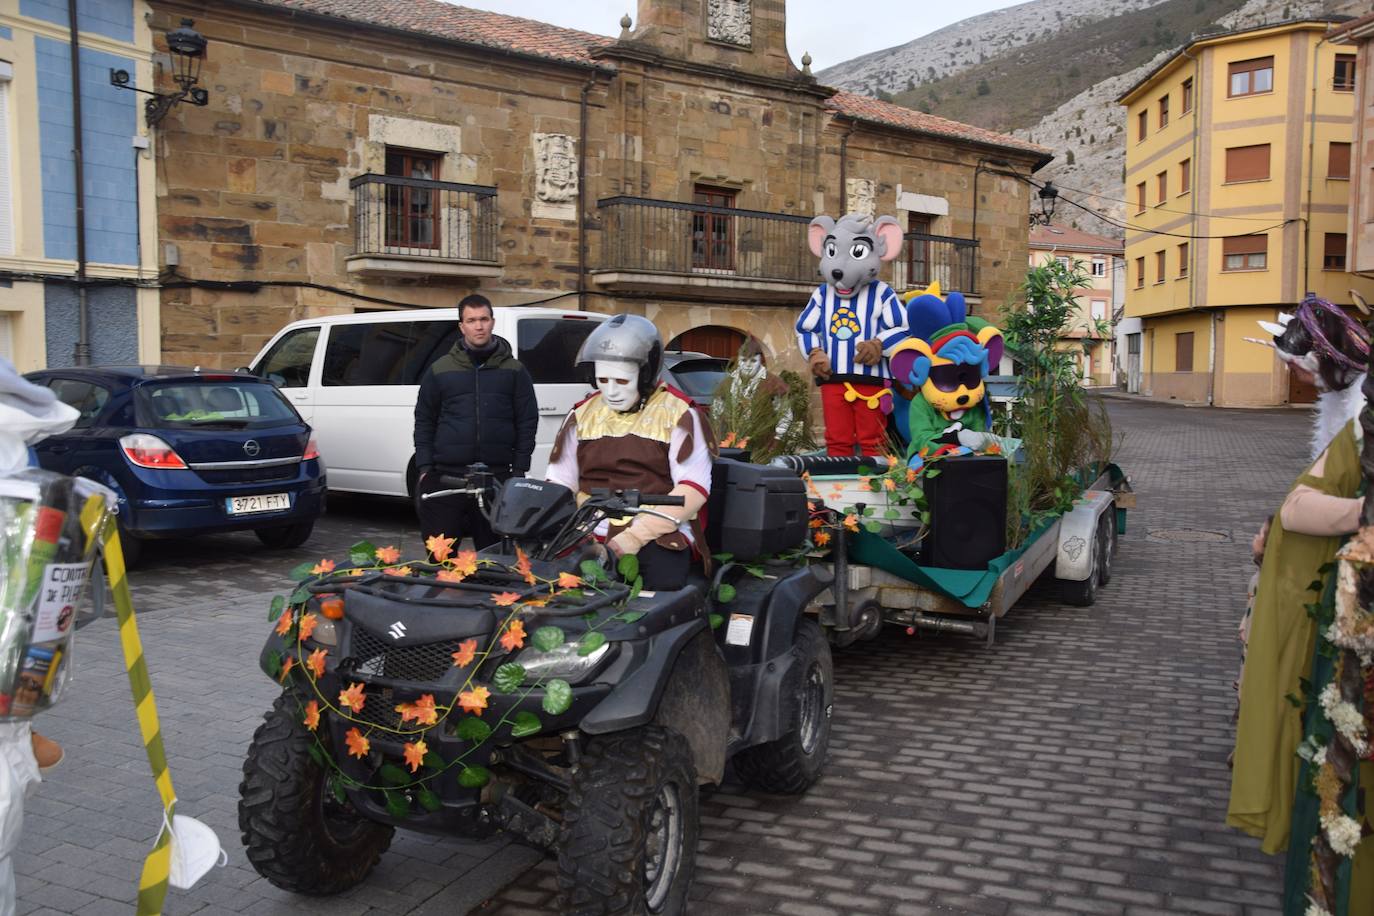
<box><xmin>956</xmin><ymin>429</ymin><xmax>994</xmax><ymax>450</ymax></box>
<box><xmin>853</xmin><ymin>339</ymin><xmax>883</xmax><ymax>366</ymax></box>
<box><xmin>807</xmin><ymin>348</ymin><xmax>832</xmax><ymax>380</ymax></box>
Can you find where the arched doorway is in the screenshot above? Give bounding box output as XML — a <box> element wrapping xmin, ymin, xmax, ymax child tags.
<box><xmin>668</xmin><ymin>325</ymin><xmax>747</xmax><ymax>359</ymax></box>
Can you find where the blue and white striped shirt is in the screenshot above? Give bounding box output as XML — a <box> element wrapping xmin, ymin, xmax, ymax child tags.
<box><xmin>795</xmin><ymin>281</ymin><xmax>908</xmax><ymax>380</ymax></box>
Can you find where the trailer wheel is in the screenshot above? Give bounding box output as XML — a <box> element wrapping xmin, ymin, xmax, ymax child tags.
<box><xmin>1058</xmin><ymin>523</ymin><xmax>1100</xmax><ymax>608</ymax></box>
<box><xmin>1096</xmin><ymin>511</ymin><xmax>1115</xmax><ymax>587</ymax></box>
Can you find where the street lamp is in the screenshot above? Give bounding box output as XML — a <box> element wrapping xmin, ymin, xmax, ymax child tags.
<box><xmin>109</xmin><ymin>19</ymin><xmax>209</xmax><ymax>127</ymax></box>
<box><xmin>1029</xmin><ymin>181</ymin><xmax>1059</xmax><ymax>227</ymax></box>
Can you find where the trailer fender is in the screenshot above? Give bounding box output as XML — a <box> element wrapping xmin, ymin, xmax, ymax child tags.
<box><xmin>1054</xmin><ymin>490</ymin><xmax>1114</xmax><ymax>582</ymax></box>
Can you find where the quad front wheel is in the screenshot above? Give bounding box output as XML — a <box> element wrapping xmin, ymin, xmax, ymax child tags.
<box><xmin>557</xmin><ymin>726</ymin><xmax>699</xmax><ymax>916</ymax></box>
<box><xmin>733</xmin><ymin>618</ymin><xmax>833</xmax><ymax>795</ymax></box>
<box><xmin>238</xmin><ymin>693</ymin><xmax>393</xmax><ymax>894</ymax></box>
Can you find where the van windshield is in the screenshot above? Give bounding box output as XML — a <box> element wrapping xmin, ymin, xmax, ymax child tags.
<box><xmin>138</xmin><ymin>380</ymin><xmax>298</xmax><ymax>429</ymax></box>
<box><xmin>517</xmin><ymin>319</ymin><xmax>600</xmax><ymax>384</ymax></box>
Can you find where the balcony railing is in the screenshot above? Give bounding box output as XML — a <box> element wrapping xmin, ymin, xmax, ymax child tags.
<box><xmin>595</xmin><ymin>196</ymin><xmax>980</xmax><ymax>297</ymax></box>
<box><xmin>349</xmin><ymin>174</ymin><xmax>499</xmax><ymax>266</ymax></box>
<box><xmin>596</xmin><ymin>196</ymin><xmax>814</xmax><ymax>284</ymax></box>
<box><xmin>892</xmin><ymin>232</ymin><xmax>979</xmax><ymax>295</ymax></box>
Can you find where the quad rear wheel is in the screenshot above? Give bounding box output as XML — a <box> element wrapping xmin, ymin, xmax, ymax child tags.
<box><xmin>238</xmin><ymin>693</ymin><xmax>393</xmax><ymax>894</ymax></box>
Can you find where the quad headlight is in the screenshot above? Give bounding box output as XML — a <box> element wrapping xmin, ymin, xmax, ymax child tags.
<box><xmin>513</xmin><ymin>641</ymin><xmax>612</xmax><ymax>684</ymax></box>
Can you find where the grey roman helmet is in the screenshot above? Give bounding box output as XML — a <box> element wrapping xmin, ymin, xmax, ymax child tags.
<box><xmin>575</xmin><ymin>314</ymin><xmax>664</xmax><ymax>404</ymax></box>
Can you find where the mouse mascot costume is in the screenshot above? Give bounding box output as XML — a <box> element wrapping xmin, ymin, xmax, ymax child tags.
<box><xmin>795</xmin><ymin>213</ymin><xmax>909</xmax><ymax>456</ymax></box>
<box><xmin>888</xmin><ymin>283</ymin><xmax>1005</xmax><ymax>469</ymax></box>
<box><xmin>545</xmin><ymin>315</ymin><xmax>717</xmax><ymax>591</ymax></box>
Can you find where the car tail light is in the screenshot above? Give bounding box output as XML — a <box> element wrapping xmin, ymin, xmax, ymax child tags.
<box><xmin>302</xmin><ymin>438</ymin><xmax>320</xmax><ymax>460</ymax></box>
<box><xmin>119</xmin><ymin>433</ymin><xmax>188</xmax><ymax>469</ymax></box>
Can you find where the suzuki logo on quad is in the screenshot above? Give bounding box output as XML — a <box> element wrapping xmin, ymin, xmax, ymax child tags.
<box><xmin>388</xmin><ymin>621</ymin><xmax>407</xmax><ymax>640</ymax></box>
<box><xmin>513</xmin><ymin>481</ymin><xmax>543</xmax><ymax>490</ymax></box>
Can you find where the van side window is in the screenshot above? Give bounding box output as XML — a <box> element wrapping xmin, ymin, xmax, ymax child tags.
<box><xmin>256</xmin><ymin>328</ymin><xmax>319</xmax><ymax>388</ymax></box>
<box><xmin>518</xmin><ymin>319</ymin><xmax>601</xmax><ymax>384</ymax></box>
<box><xmin>323</xmin><ymin>321</ymin><xmax>456</xmax><ymax>386</ymax></box>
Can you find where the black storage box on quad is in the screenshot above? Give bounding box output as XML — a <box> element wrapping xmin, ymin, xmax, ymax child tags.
<box><xmin>706</xmin><ymin>458</ymin><xmax>808</xmax><ymax>560</ymax></box>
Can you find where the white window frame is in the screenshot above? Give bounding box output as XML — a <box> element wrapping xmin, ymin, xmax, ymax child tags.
<box><xmin>1091</xmin><ymin>258</ymin><xmax>1106</xmax><ymax>277</ymax></box>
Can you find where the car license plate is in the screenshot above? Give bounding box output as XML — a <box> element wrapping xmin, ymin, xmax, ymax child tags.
<box><xmin>226</xmin><ymin>493</ymin><xmax>291</xmax><ymax>515</ymax></box>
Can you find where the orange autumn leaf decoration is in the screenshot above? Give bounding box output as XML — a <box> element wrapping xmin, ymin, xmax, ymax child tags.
<box><xmin>905</xmin><ymin>467</ymin><xmax>918</xmax><ymax>484</ymax></box>
<box><xmin>458</xmin><ymin>686</ymin><xmax>490</xmax><ymax>716</ymax></box>
<box><xmin>303</xmin><ymin>700</ymin><xmax>320</xmax><ymax>731</ymax></box>
<box><xmin>344</xmin><ymin>727</ymin><xmax>370</xmax><ymax>758</ymax></box>
<box><xmin>338</xmin><ymin>681</ymin><xmax>367</xmax><ymax>713</ymax></box>
<box><xmin>883</xmin><ymin>477</ymin><xmax>897</xmax><ymax>491</ymax></box>
<box><xmin>297</xmin><ymin>612</ymin><xmax>318</xmax><ymax>642</ymax></box>
<box><xmin>274</xmin><ymin>609</ymin><xmax>293</xmax><ymax>637</ymax></box>
<box><xmin>737</xmin><ymin>437</ymin><xmax>749</xmax><ymax>448</ymax></box>
<box><xmin>451</xmin><ymin>638</ymin><xmax>477</xmax><ymax>668</ymax></box>
<box><xmin>306</xmin><ymin>647</ymin><xmax>328</xmax><ymax>679</ymax></box>
<box><xmin>500</xmin><ymin>619</ymin><xmax>527</xmax><ymax>651</ymax></box>
<box><xmin>375</xmin><ymin>545</ymin><xmax>401</xmax><ymax>565</ymax></box>
<box><xmin>310</xmin><ymin>558</ymin><xmax>336</xmax><ymax>575</ymax></box>
<box><xmin>426</xmin><ymin>534</ymin><xmax>455</xmax><ymax>562</ymax></box>
<box><xmin>814</xmin><ymin>530</ymin><xmax>831</xmax><ymax>547</ymax></box>
<box><xmin>515</xmin><ymin>547</ymin><xmax>536</xmax><ymax>585</ymax></box>
<box><xmin>843</xmin><ymin>514</ymin><xmax>860</xmax><ymax>533</ymax></box>
<box><xmin>384</xmin><ymin>565</ymin><xmax>413</xmax><ymax>577</ymax></box>
<box><xmin>436</xmin><ymin>568</ymin><xmax>467</xmax><ymax>583</ymax></box>
<box><xmin>557</xmin><ymin>572</ymin><xmax>582</xmax><ymax>589</ymax></box>
<box><xmin>404</xmin><ymin>739</ymin><xmax>428</xmax><ymax>774</ymax></box>
<box><xmin>396</xmin><ymin>693</ymin><xmax>439</xmax><ymax>726</ymax></box>
<box><xmin>808</xmin><ymin>517</ymin><xmax>823</xmax><ymax>529</ymax></box>
<box><xmin>986</xmin><ymin>443</ymin><xmax>1002</xmax><ymax>455</ymax></box>
<box><xmin>452</xmin><ymin>550</ymin><xmax>478</xmax><ymax>577</ymax></box>
<box><xmin>720</xmin><ymin>432</ymin><xmax>737</xmax><ymax>447</ymax></box>
<box><xmin>492</xmin><ymin>591</ymin><xmax>521</xmax><ymax>608</ymax></box>
<box><xmin>278</xmin><ymin>655</ymin><xmax>296</xmax><ymax>682</ymax></box>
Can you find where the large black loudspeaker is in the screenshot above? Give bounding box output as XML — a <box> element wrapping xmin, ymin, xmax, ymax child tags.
<box><xmin>923</xmin><ymin>455</ymin><xmax>1008</xmax><ymax>570</ymax></box>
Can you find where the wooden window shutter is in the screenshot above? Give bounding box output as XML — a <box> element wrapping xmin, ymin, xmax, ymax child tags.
<box><xmin>1175</xmin><ymin>332</ymin><xmax>1194</xmax><ymax>373</ymax></box>
<box><xmin>1324</xmin><ymin>233</ymin><xmax>1347</xmax><ymax>270</ymax></box>
<box><xmin>1329</xmin><ymin>142</ymin><xmax>1351</xmax><ymax>179</ymax></box>
<box><xmin>1225</xmin><ymin>144</ymin><xmax>1270</xmax><ymax>182</ymax></box>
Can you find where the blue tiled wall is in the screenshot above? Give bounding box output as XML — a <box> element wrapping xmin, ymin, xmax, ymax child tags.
<box><xmin>0</xmin><ymin>27</ymin><xmax>12</xmax><ymax>41</ymax></box>
<box><xmin>44</xmin><ymin>283</ymin><xmax>138</xmax><ymax>367</ymax></box>
<box><xmin>36</xmin><ymin>37</ymin><xmax>139</xmax><ymax>266</ymax></box>
<box><xmin>20</xmin><ymin>0</ymin><xmax>133</xmax><ymax>44</ymax></box>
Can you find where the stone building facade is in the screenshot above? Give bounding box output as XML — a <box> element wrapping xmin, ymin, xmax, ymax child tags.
<box><xmin>146</xmin><ymin>0</ymin><xmax>1048</xmax><ymax>374</ymax></box>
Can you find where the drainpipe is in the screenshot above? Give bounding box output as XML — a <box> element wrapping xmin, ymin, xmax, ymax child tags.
<box><xmin>1176</xmin><ymin>45</ymin><xmax>1210</xmax><ymax>404</ymax></box>
<box><xmin>838</xmin><ymin>123</ymin><xmax>853</xmax><ymax>212</ymax></box>
<box><xmin>1304</xmin><ymin>33</ymin><xmax>1327</xmax><ymax>298</ymax></box>
<box><xmin>577</xmin><ymin>75</ymin><xmax>595</xmax><ymax>312</ymax></box>
<box><xmin>68</xmin><ymin>0</ymin><xmax>91</xmax><ymax>365</ymax></box>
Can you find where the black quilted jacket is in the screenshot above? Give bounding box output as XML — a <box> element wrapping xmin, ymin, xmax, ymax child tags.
<box><xmin>414</xmin><ymin>336</ymin><xmax>538</xmax><ymax>475</ymax></box>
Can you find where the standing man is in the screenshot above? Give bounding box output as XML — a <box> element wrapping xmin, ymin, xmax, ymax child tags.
<box><xmin>414</xmin><ymin>294</ymin><xmax>538</xmax><ymax>551</ymax></box>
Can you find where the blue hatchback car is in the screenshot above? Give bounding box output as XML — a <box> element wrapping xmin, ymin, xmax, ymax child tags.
<box><xmin>25</xmin><ymin>366</ymin><xmax>326</xmax><ymax>565</ymax></box>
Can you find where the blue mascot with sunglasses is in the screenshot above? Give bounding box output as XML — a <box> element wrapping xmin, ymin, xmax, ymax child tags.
<box><xmin>888</xmin><ymin>283</ymin><xmax>1005</xmax><ymax>469</ymax></box>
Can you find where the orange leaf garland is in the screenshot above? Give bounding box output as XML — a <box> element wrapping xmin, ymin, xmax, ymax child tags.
<box><xmin>274</xmin><ymin>609</ymin><xmax>293</xmax><ymax>637</ymax></box>
<box><xmin>720</xmin><ymin>432</ymin><xmax>737</xmax><ymax>447</ymax></box>
<box><xmin>515</xmin><ymin>547</ymin><xmax>536</xmax><ymax>585</ymax></box>
<box><xmin>883</xmin><ymin>477</ymin><xmax>897</xmax><ymax>491</ymax></box>
<box><xmin>436</xmin><ymin>568</ymin><xmax>467</xmax><ymax>583</ymax></box>
<box><xmin>384</xmin><ymin>565</ymin><xmax>413</xmax><ymax>578</ymax></box>
<box><xmin>425</xmin><ymin>534</ymin><xmax>455</xmax><ymax>563</ymax></box>
<box><xmin>452</xmin><ymin>550</ymin><xmax>478</xmax><ymax>577</ymax></box>
<box><xmin>500</xmin><ymin>619</ymin><xmax>527</xmax><ymax>651</ymax></box>
<box><xmin>403</xmin><ymin>739</ymin><xmax>428</xmax><ymax>774</ymax></box>
<box><xmin>297</xmin><ymin>612</ymin><xmax>318</xmax><ymax>642</ymax></box>
<box><xmin>396</xmin><ymin>693</ymin><xmax>439</xmax><ymax>726</ymax></box>
<box><xmin>451</xmin><ymin>638</ymin><xmax>478</xmax><ymax>668</ymax></box>
<box><xmin>814</xmin><ymin>530</ymin><xmax>831</xmax><ymax>547</ymax></box>
<box><xmin>843</xmin><ymin>514</ymin><xmax>860</xmax><ymax>533</ymax></box>
<box><xmin>278</xmin><ymin>655</ymin><xmax>296</xmax><ymax>682</ymax></box>
<box><xmin>310</xmin><ymin>558</ymin><xmax>336</xmax><ymax>575</ymax></box>
<box><xmin>492</xmin><ymin>591</ymin><xmax>521</xmax><ymax>608</ymax></box>
<box><xmin>557</xmin><ymin>571</ymin><xmax>582</xmax><ymax>589</ymax></box>
<box><xmin>306</xmin><ymin>648</ymin><xmax>328</xmax><ymax>679</ymax></box>
<box><xmin>338</xmin><ymin>681</ymin><xmax>367</xmax><ymax>713</ymax></box>
<box><xmin>303</xmin><ymin>700</ymin><xmax>320</xmax><ymax>731</ymax></box>
<box><xmin>458</xmin><ymin>686</ymin><xmax>490</xmax><ymax>716</ymax></box>
<box><xmin>344</xmin><ymin>727</ymin><xmax>370</xmax><ymax>759</ymax></box>
<box><xmin>375</xmin><ymin>545</ymin><xmax>401</xmax><ymax>565</ymax></box>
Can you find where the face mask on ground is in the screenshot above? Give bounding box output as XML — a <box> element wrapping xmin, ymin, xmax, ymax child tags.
<box><xmin>163</xmin><ymin>809</ymin><xmax>227</xmax><ymax>890</ymax></box>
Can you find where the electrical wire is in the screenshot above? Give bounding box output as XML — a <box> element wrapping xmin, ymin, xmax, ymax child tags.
<box><xmin>1040</xmin><ymin>176</ymin><xmax>1292</xmax><ymax>222</ymax></box>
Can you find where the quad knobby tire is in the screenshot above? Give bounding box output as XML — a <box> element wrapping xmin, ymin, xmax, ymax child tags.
<box><xmin>238</xmin><ymin>693</ymin><xmax>393</xmax><ymax>895</ymax></box>
<box><xmin>256</xmin><ymin>521</ymin><xmax>315</xmax><ymax>550</ymax></box>
<box><xmin>1059</xmin><ymin>514</ymin><xmax>1104</xmax><ymax>607</ymax></box>
<box><xmin>732</xmin><ymin>617</ymin><xmax>833</xmax><ymax>795</ymax></box>
<box><xmin>557</xmin><ymin>726</ymin><xmax>699</xmax><ymax>916</ymax></box>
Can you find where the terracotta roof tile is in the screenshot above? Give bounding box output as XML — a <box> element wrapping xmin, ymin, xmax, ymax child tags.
<box><xmin>824</xmin><ymin>90</ymin><xmax>1052</xmax><ymax>162</ymax></box>
<box><xmin>1030</xmin><ymin>225</ymin><xmax>1124</xmax><ymax>251</ymax></box>
<box><xmin>250</xmin><ymin>0</ymin><xmax>612</xmax><ymax>66</ymax></box>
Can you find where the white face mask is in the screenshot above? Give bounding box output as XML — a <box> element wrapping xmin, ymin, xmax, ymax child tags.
<box><xmin>595</xmin><ymin>360</ymin><xmax>641</xmax><ymax>412</ymax></box>
<box><xmin>738</xmin><ymin>354</ymin><xmax>763</xmax><ymax>379</ymax></box>
<box><xmin>164</xmin><ymin>809</ymin><xmax>227</xmax><ymax>890</ymax></box>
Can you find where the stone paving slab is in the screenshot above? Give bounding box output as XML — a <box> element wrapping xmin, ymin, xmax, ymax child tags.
<box><xmin>11</xmin><ymin>398</ymin><xmax>1312</xmax><ymax>914</ymax></box>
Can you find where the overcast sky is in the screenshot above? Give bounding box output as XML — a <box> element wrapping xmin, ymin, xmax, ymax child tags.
<box><xmin>459</xmin><ymin>1</ymin><xmax>1027</xmax><ymax>72</ymax></box>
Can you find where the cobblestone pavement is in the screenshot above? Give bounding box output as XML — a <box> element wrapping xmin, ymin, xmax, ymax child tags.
<box><xmin>13</xmin><ymin>398</ymin><xmax>1311</xmax><ymax>915</ymax></box>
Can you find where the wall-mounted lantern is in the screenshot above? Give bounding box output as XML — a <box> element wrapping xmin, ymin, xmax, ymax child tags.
<box><xmin>109</xmin><ymin>19</ymin><xmax>209</xmax><ymax>127</ymax></box>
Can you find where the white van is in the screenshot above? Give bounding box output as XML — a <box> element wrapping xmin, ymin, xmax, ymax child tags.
<box><xmin>248</xmin><ymin>307</ymin><xmax>607</xmax><ymax>496</ymax></box>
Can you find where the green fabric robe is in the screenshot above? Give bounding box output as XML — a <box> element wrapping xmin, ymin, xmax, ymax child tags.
<box><xmin>1229</xmin><ymin>420</ymin><xmax>1361</xmax><ymax>853</ymax></box>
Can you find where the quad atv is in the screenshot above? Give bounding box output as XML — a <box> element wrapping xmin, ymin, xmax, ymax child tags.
<box><xmin>238</xmin><ymin>459</ymin><xmax>832</xmax><ymax>915</ymax></box>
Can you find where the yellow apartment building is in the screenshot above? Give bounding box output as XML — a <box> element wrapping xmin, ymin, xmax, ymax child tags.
<box><xmin>1118</xmin><ymin>17</ymin><xmax>1374</xmax><ymax>406</ymax></box>
<box><xmin>1028</xmin><ymin>225</ymin><xmax>1125</xmax><ymax>387</ymax></box>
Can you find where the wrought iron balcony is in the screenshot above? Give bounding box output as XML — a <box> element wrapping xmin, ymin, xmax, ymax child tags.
<box><xmin>346</xmin><ymin>174</ymin><xmax>501</xmax><ymax>279</ymax></box>
<box><xmin>592</xmin><ymin>196</ymin><xmax>817</xmax><ymax>302</ymax></box>
<box><xmin>592</xmin><ymin>196</ymin><xmax>980</xmax><ymax>300</ymax></box>
<box><xmin>892</xmin><ymin>232</ymin><xmax>980</xmax><ymax>296</ymax></box>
